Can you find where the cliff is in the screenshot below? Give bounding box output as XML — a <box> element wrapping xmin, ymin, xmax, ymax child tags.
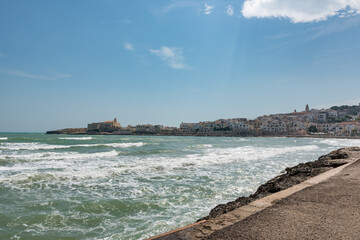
<box><xmin>46</xmin><ymin>128</ymin><xmax>87</xmax><ymax>135</ymax></box>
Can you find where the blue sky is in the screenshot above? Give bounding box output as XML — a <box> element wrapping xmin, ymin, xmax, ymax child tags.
<box><xmin>1</xmin><ymin>0</ymin><xmax>360</xmax><ymax>132</ymax></box>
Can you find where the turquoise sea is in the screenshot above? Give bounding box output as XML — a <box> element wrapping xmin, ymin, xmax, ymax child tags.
<box><xmin>1</xmin><ymin>133</ymin><xmax>359</xmax><ymax>239</ymax></box>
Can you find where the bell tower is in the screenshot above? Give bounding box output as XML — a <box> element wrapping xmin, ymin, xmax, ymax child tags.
<box><xmin>305</xmin><ymin>104</ymin><xmax>310</xmax><ymax>112</ymax></box>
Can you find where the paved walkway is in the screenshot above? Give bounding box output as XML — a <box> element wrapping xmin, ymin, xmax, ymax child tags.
<box><xmin>207</xmin><ymin>155</ymin><xmax>360</xmax><ymax>239</ymax></box>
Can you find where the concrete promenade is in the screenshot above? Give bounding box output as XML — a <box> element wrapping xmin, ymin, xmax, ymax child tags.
<box><xmin>149</xmin><ymin>147</ymin><xmax>360</xmax><ymax>240</ymax></box>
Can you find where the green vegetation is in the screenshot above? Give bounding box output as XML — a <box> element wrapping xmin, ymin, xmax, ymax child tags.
<box><xmin>330</xmin><ymin>105</ymin><xmax>360</xmax><ymax>116</ymax></box>
<box><xmin>213</xmin><ymin>127</ymin><xmax>231</xmax><ymax>131</ymax></box>
<box><xmin>308</xmin><ymin>126</ymin><xmax>318</xmax><ymax>133</ymax></box>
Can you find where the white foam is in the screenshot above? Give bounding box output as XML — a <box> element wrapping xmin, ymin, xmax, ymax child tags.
<box><xmin>123</xmin><ymin>144</ymin><xmax>320</xmax><ymax>173</ymax></box>
<box><xmin>75</xmin><ymin>142</ymin><xmax>145</xmax><ymax>148</ymax></box>
<box><xmin>318</xmin><ymin>138</ymin><xmax>360</xmax><ymax>147</ymax></box>
<box><xmin>0</xmin><ymin>137</ymin><xmax>8</xmax><ymax>140</ymax></box>
<box><xmin>188</xmin><ymin>144</ymin><xmax>213</xmax><ymax>149</ymax></box>
<box><xmin>58</xmin><ymin>137</ymin><xmax>93</xmax><ymax>140</ymax></box>
<box><xmin>1</xmin><ymin>150</ymin><xmax>119</xmax><ymax>162</ymax></box>
<box><xmin>0</xmin><ymin>142</ymin><xmax>71</xmax><ymax>150</ymax></box>
<box><xmin>0</xmin><ymin>142</ymin><xmax>145</xmax><ymax>150</ymax></box>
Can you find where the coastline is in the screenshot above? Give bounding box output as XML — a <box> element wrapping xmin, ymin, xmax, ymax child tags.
<box><xmin>46</xmin><ymin>129</ymin><xmax>360</xmax><ymax>140</ymax></box>
<box><xmin>199</xmin><ymin>147</ymin><xmax>353</xmax><ymax>221</ymax></box>
<box><xmin>148</xmin><ymin>147</ymin><xmax>360</xmax><ymax>240</ymax></box>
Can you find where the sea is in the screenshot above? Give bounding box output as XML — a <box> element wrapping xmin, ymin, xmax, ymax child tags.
<box><xmin>1</xmin><ymin>133</ymin><xmax>359</xmax><ymax>240</ymax></box>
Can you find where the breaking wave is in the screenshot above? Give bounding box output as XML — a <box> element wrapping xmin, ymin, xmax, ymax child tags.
<box><xmin>0</xmin><ymin>143</ymin><xmax>70</xmax><ymax>150</ymax></box>
<box><xmin>78</xmin><ymin>142</ymin><xmax>145</xmax><ymax>148</ymax></box>
<box><xmin>0</xmin><ymin>137</ymin><xmax>8</xmax><ymax>140</ymax></box>
<box><xmin>0</xmin><ymin>142</ymin><xmax>145</xmax><ymax>150</ymax></box>
<box><xmin>58</xmin><ymin>137</ymin><xmax>93</xmax><ymax>140</ymax></box>
<box><xmin>0</xmin><ymin>150</ymin><xmax>119</xmax><ymax>162</ymax></box>
<box><xmin>317</xmin><ymin>139</ymin><xmax>360</xmax><ymax>147</ymax></box>
<box><xmin>188</xmin><ymin>144</ymin><xmax>213</xmax><ymax>149</ymax></box>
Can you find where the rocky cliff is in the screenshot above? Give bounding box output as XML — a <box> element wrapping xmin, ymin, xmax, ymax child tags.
<box><xmin>46</xmin><ymin>128</ymin><xmax>87</xmax><ymax>135</ymax></box>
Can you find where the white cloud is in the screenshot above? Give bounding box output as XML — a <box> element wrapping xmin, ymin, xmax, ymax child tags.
<box><xmin>204</xmin><ymin>3</ymin><xmax>214</xmax><ymax>15</ymax></box>
<box><xmin>242</xmin><ymin>0</ymin><xmax>360</xmax><ymax>23</ymax></box>
<box><xmin>151</xmin><ymin>2</ymin><xmax>199</xmax><ymax>18</ymax></box>
<box><xmin>226</xmin><ymin>5</ymin><xmax>234</xmax><ymax>16</ymax></box>
<box><xmin>0</xmin><ymin>52</ymin><xmax>3</xmax><ymax>57</ymax></box>
<box><xmin>149</xmin><ymin>46</ymin><xmax>189</xmax><ymax>69</ymax></box>
<box><xmin>124</xmin><ymin>42</ymin><xmax>134</xmax><ymax>51</ymax></box>
<box><xmin>0</xmin><ymin>68</ymin><xmax>71</xmax><ymax>81</ymax></box>
<box><xmin>163</xmin><ymin>2</ymin><xmax>198</xmax><ymax>14</ymax></box>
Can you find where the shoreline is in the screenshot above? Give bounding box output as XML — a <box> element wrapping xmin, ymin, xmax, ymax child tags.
<box><xmin>198</xmin><ymin>147</ymin><xmax>353</xmax><ymax>221</ymax></box>
<box><xmin>148</xmin><ymin>147</ymin><xmax>360</xmax><ymax>240</ymax></box>
<box><xmin>46</xmin><ymin>130</ymin><xmax>360</xmax><ymax>140</ymax></box>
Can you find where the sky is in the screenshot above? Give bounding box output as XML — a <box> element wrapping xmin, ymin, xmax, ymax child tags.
<box><xmin>1</xmin><ymin>0</ymin><xmax>360</xmax><ymax>132</ymax></box>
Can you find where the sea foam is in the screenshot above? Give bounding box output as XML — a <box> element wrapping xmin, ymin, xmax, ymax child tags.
<box><xmin>0</xmin><ymin>142</ymin><xmax>145</xmax><ymax>150</ymax></box>
<box><xmin>1</xmin><ymin>150</ymin><xmax>119</xmax><ymax>162</ymax></box>
<box><xmin>318</xmin><ymin>138</ymin><xmax>360</xmax><ymax>147</ymax></box>
<box><xmin>0</xmin><ymin>142</ymin><xmax>71</xmax><ymax>150</ymax></box>
<box><xmin>58</xmin><ymin>137</ymin><xmax>93</xmax><ymax>140</ymax></box>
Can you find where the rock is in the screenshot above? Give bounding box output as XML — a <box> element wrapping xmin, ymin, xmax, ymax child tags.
<box><xmin>46</xmin><ymin>128</ymin><xmax>87</xmax><ymax>134</ymax></box>
<box><xmin>318</xmin><ymin>148</ymin><xmax>348</xmax><ymax>160</ymax></box>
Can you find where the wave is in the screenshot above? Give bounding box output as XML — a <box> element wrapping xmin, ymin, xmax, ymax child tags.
<box><xmin>188</xmin><ymin>144</ymin><xmax>213</xmax><ymax>149</ymax></box>
<box><xmin>0</xmin><ymin>150</ymin><xmax>119</xmax><ymax>163</ymax></box>
<box><xmin>0</xmin><ymin>137</ymin><xmax>8</xmax><ymax>140</ymax></box>
<box><xmin>84</xmin><ymin>142</ymin><xmax>145</xmax><ymax>148</ymax></box>
<box><xmin>119</xmin><ymin>144</ymin><xmax>321</xmax><ymax>174</ymax></box>
<box><xmin>0</xmin><ymin>143</ymin><xmax>71</xmax><ymax>150</ymax></box>
<box><xmin>317</xmin><ymin>139</ymin><xmax>360</xmax><ymax>147</ymax></box>
<box><xmin>0</xmin><ymin>142</ymin><xmax>145</xmax><ymax>150</ymax></box>
<box><xmin>58</xmin><ymin>137</ymin><xmax>93</xmax><ymax>140</ymax></box>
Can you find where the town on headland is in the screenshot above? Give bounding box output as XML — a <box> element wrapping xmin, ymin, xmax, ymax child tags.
<box><xmin>47</xmin><ymin>104</ymin><xmax>360</xmax><ymax>137</ymax></box>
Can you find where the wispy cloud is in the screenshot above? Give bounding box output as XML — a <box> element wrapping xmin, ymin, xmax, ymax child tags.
<box><xmin>163</xmin><ymin>1</ymin><xmax>198</xmax><ymax>14</ymax></box>
<box><xmin>305</xmin><ymin>15</ymin><xmax>360</xmax><ymax>40</ymax></box>
<box><xmin>0</xmin><ymin>52</ymin><xmax>4</xmax><ymax>57</ymax></box>
<box><xmin>263</xmin><ymin>16</ymin><xmax>360</xmax><ymax>54</ymax></box>
<box><xmin>204</xmin><ymin>3</ymin><xmax>214</xmax><ymax>15</ymax></box>
<box><xmin>242</xmin><ymin>0</ymin><xmax>360</xmax><ymax>23</ymax></box>
<box><xmin>226</xmin><ymin>5</ymin><xmax>234</xmax><ymax>16</ymax></box>
<box><xmin>151</xmin><ymin>1</ymin><xmax>199</xmax><ymax>17</ymax></box>
<box><xmin>124</xmin><ymin>42</ymin><xmax>134</xmax><ymax>51</ymax></box>
<box><xmin>149</xmin><ymin>46</ymin><xmax>190</xmax><ymax>70</ymax></box>
<box><xmin>0</xmin><ymin>68</ymin><xmax>71</xmax><ymax>81</ymax></box>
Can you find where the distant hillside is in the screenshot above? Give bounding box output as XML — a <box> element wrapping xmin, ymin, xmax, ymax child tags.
<box><xmin>330</xmin><ymin>104</ymin><xmax>360</xmax><ymax>115</ymax></box>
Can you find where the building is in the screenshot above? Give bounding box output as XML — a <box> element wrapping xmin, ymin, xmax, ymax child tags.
<box><xmin>316</xmin><ymin>112</ymin><xmax>327</xmax><ymax>123</ymax></box>
<box><xmin>136</xmin><ymin>124</ymin><xmax>163</xmax><ymax>133</ymax></box>
<box><xmin>87</xmin><ymin>118</ymin><xmax>121</xmax><ymax>133</ymax></box>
